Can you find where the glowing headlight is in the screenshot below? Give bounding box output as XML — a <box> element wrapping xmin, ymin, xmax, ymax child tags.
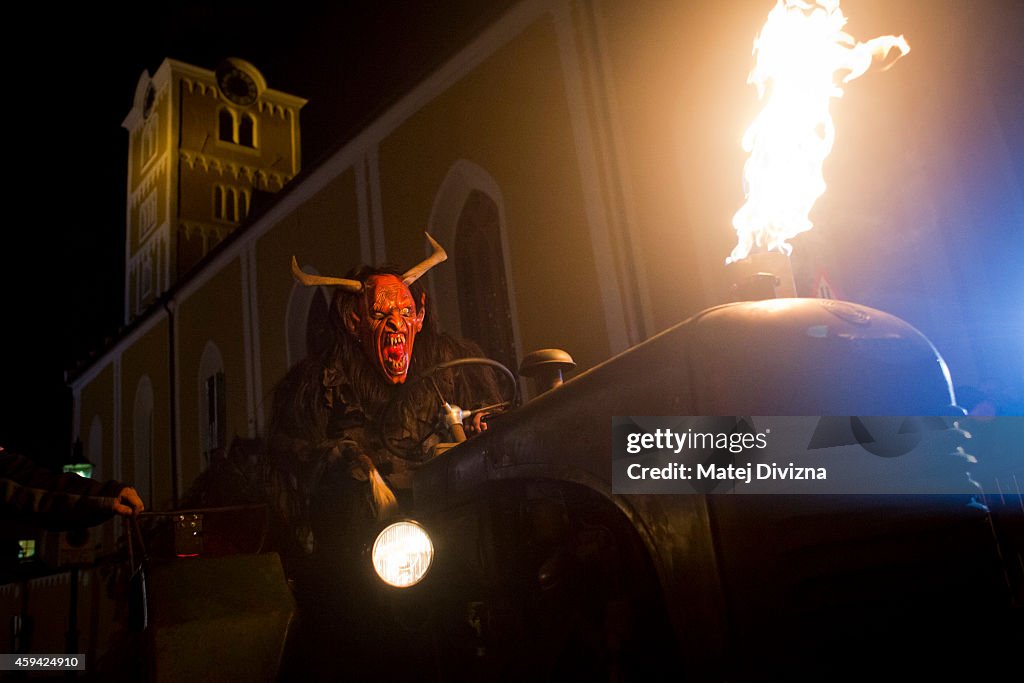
<box><xmin>371</xmin><ymin>521</ymin><xmax>434</xmax><ymax>588</ymax></box>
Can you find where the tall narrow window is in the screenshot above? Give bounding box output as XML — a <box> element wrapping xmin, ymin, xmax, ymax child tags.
<box><xmin>219</xmin><ymin>109</ymin><xmax>235</xmax><ymax>142</ymax></box>
<box><xmin>238</xmin><ymin>114</ymin><xmax>255</xmax><ymax>147</ymax></box>
<box><xmin>306</xmin><ymin>288</ymin><xmax>330</xmax><ymax>357</ymax></box>
<box><xmin>213</xmin><ymin>185</ymin><xmax>248</xmax><ymax>224</ymax></box>
<box><xmin>140</xmin><ymin>193</ymin><xmax>157</xmax><ymax>239</ymax></box>
<box><xmin>217</xmin><ymin>108</ymin><xmax>257</xmax><ymax>147</ymax></box>
<box><xmin>205</xmin><ymin>372</ymin><xmax>226</xmax><ymax>458</ymax></box>
<box><xmin>225</xmin><ymin>188</ymin><xmax>237</xmax><ymax>222</ymax></box>
<box><xmin>213</xmin><ymin>186</ymin><xmax>224</xmax><ymax>220</ymax></box>
<box><xmin>286</xmin><ymin>279</ymin><xmax>330</xmax><ymax>368</ymax></box>
<box><xmin>455</xmin><ymin>191</ymin><xmax>517</xmax><ymax>372</ymax></box>
<box><xmin>198</xmin><ymin>342</ymin><xmax>226</xmax><ymax>466</ymax></box>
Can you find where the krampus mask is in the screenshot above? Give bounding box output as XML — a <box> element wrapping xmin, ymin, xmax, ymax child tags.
<box><xmin>291</xmin><ymin>234</ymin><xmax>446</xmax><ymax>384</ymax></box>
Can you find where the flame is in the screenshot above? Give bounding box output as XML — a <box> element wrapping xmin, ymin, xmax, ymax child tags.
<box><xmin>727</xmin><ymin>0</ymin><xmax>909</xmax><ymax>264</ymax></box>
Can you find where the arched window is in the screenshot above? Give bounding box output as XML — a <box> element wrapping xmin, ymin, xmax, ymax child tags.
<box><xmin>428</xmin><ymin>160</ymin><xmax>521</xmax><ymax>376</ymax></box>
<box><xmin>198</xmin><ymin>341</ymin><xmax>226</xmax><ymax>465</ymax></box>
<box><xmin>286</xmin><ymin>279</ymin><xmax>330</xmax><ymax>368</ymax></box>
<box><xmin>217</xmin><ymin>109</ymin><xmax>257</xmax><ymax>147</ymax></box>
<box><xmin>140</xmin><ymin>193</ymin><xmax>157</xmax><ymax>237</ymax></box>
<box><xmin>218</xmin><ymin>109</ymin><xmax>235</xmax><ymax>142</ymax></box>
<box><xmin>307</xmin><ymin>290</ymin><xmax>330</xmax><ymax>356</ymax></box>
<box><xmin>213</xmin><ymin>185</ymin><xmax>248</xmax><ymax>224</ymax></box>
<box><xmin>225</xmin><ymin>188</ymin><xmax>237</xmax><ymax>222</ymax></box>
<box><xmin>213</xmin><ymin>186</ymin><xmax>224</xmax><ymax>220</ymax></box>
<box><xmin>133</xmin><ymin>376</ymin><xmax>154</xmax><ymax>505</ymax></box>
<box><xmin>238</xmin><ymin>114</ymin><xmax>255</xmax><ymax>147</ymax></box>
<box><xmin>454</xmin><ymin>191</ymin><xmax>517</xmax><ymax>372</ymax></box>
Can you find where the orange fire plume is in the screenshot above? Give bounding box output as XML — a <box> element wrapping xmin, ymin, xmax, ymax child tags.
<box><xmin>728</xmin><ymin>0</ymin><xmax>909</xmax><ymax>264</ymax></box>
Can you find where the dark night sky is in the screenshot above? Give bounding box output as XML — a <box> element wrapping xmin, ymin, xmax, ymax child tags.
<box><xmin>0</xmin><ymin>1</ymin><xmax>515</xmax><ymax>464</ymax></box>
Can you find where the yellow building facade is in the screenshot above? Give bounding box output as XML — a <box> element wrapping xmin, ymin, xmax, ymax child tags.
<box><xmin>122</xmin><ymin>58</ymin><xmax>305</xmax><ymax>319</ymax></box>
<box><xmin>73</xmin><ymin>3</ymin><xmax>667</xmax><ymax>520</ymax></box>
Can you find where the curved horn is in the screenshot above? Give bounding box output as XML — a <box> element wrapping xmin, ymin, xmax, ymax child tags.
<box><xmin>402</xmin><ymin>233</ymin><xmax>448</xmax><ymax>285</ymax></box>
<box><xmin>291</xmin><ymin>256</ymin><xmax>363</xmax><ymax>292</ymax></box>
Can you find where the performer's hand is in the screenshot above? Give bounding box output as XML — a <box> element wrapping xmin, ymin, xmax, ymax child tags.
<box><xmin>465</xmin><ymin>410</ymin><xmax>493</xmax><ymax>437</ymax></box>
<box><xmin>113</xmin><ymin>486</ymin><xmax>145</xmax><ymax>516</ymax></box>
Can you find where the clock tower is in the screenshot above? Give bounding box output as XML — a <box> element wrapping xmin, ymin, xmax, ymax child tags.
<box><xmin>121</xmin><ymin>58</ymin><xmax>306</xmax><ymax>321</ymax></box>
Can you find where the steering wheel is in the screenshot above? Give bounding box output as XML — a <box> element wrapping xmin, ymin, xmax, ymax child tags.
<box><xmin>379</xmin><ymin>357</ymin><xmax>518</xmax><ymax>460</ymax></box>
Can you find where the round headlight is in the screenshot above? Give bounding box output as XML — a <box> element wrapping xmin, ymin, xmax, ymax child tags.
<box><xmin>371</xmin><ymin>520</ymin><xmax>434</xmax><ymax>588</ymax></box>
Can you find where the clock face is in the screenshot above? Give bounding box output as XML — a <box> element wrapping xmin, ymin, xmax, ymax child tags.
<box><xmin>219</xmin><ymin>69</ymin><xmax>258</xmax><ymax>106</ymax></box>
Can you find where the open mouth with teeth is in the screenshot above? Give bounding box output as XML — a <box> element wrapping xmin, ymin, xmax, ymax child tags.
<box><xmin>381</xmin><ymin>333</ymin><xmax>409</xmax><ymax>376</ymax></box>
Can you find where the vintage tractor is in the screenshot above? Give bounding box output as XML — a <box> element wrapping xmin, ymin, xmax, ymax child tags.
<box><xmin>284</xmin><ymin>297</ymin><xmax>1019</xmax><ymax>681</ymax></box>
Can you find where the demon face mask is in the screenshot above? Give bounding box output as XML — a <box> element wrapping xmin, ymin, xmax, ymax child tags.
<box><xmin>346</xmin><ymin>274</ymin><xmax>425</xmax><ymax>384</ymax></box>
<box><xmin>291</xmin><ymin>233</ymin><xmax>448</xmax><ymax>385</ymax></box>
